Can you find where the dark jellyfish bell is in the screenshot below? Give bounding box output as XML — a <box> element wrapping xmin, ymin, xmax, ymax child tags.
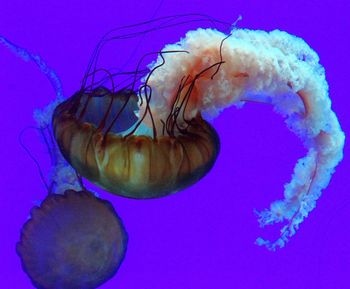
<box><xmin>17</xmin><ymin>190</ymin><xmax>128</xmax><ymax>289</ymax></box>
<box><xmin>53</xmin><ymin>84</ymin><xmax>220</xmax><ymax>199</ymax></box>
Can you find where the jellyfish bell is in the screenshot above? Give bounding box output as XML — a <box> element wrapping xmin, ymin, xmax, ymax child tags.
<box><xmin>52</xmin><ymin>84</ymin><xmax>220</xmax><ymax>199</ymax></box>
<box><xmin>17</xmin><ymin>189</ymin><xmax>128</xmax><ymax>289</ymax></box>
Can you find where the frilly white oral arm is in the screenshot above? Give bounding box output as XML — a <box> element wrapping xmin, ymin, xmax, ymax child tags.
<box><xmin>145</xmin><ymin>27</ymin><xmax>345</xmax><ymax>250</ymax></box>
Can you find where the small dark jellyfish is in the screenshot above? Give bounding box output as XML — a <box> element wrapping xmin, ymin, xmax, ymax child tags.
<box><xmin>17</xmin><ymin>189</ymin><xmax>128</xmax><ymax>289</ymax></box>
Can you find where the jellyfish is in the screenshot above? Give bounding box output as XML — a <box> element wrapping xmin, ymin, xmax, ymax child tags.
<box><xmin>52</xmin><ymin>17</ymin><xmax>345</xmax><ymax>249</ymax></box>
<box><xmin>17</xmin><ymin>190</ymin><xmax>128</xmax><ymax>289</ymax></box>
<box><xmin>47</xmin><ymin>17</ymin><xmax>345</xmax><ymax>249</ymax></box>
<box><xmin>1</xmin><ymin>36</ymin><xmax>128</xmax><ymax>288</ymax></box>
<box><xmin>53</xmin><ymin>18</ymin><xmax>345</xmax><ymax>250</ymax></box>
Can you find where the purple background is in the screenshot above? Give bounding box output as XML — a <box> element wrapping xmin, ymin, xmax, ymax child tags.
<box><xmin>1</xmin><ymin>1</ymin><xmax>349</xmax><ymax>288</ymax></box>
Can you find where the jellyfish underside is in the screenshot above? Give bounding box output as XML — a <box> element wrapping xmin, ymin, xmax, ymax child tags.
<box><xmin>53</xmin><ymin>86</ymin><xmax>220</xmax><ymax>199</ymax></box>
<box><xmin>16</xmin><ymin>190</ymin><xmax>128</xmax><ymax>289</ymax></box>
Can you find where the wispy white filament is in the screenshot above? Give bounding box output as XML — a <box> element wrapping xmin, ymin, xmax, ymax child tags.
<box><xmin>0</xmin><ymin>36</ymin><xmax>81</xmax><ymax>195</ymax></box>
